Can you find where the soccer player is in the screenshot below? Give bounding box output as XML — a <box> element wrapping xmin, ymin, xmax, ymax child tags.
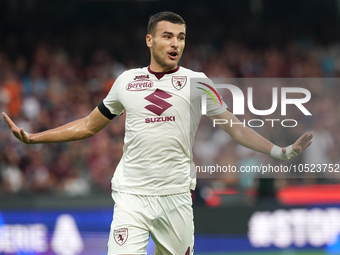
<box><xmin>2</xmin><ymin>11</ymin><xmax>312</xmax><ymax>255</ymax></box>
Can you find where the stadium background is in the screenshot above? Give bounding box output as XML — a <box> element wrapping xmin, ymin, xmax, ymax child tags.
<box><xmin>0</xmin><ymin>0</ymin><xmax>340</xmax><ymax>254</ymax></box>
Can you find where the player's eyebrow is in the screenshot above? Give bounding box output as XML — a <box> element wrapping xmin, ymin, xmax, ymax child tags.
<box><xmin>162</xmin><ymin>31</ymin><xmax>186</xmax><ymax>37</ymax></box>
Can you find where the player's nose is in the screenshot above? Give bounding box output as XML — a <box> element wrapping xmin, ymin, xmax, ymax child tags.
<box><xmin>170</xmin><ymin>38</ymin><xmax>179</xmax><ymax>48</ymax></box>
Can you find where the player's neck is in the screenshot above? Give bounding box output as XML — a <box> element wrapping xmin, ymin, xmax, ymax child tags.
<box><xmin>148</xmin><ymin>65</ymin><xmax>179</xmax><ymax>80</ymax></box>
<box><xmin>149</xmin><ymin>62</ymin><xmax>178</xmax><ymax>73</ymax></box>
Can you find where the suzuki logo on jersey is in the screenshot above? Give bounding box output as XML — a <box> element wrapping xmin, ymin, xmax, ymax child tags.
<box><xmin>145</xmin><ymin>116</ymin><xmax>175</xmax><ymax>123</ymax></box>
<box><xmin>145</xmin><ymin>88</ymin><xmax>172</xmax><ymax>116</ymax></box>
<box><xmin>144</xmin><ymin>89</ymin><xmax>176</xmax><ymax>123</ymax></box>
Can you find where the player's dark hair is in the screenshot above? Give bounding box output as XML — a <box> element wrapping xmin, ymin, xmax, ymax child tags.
<box><xmin>147</xmin><ymin>11</ymin><xmax>186</xmax><ymax>35</ymax></box>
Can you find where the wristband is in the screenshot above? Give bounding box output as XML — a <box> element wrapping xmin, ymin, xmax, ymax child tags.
<box><xmin>270</xmin><ymin>145</ymin><xmax>298</xmax><ymax>160</ymax></box>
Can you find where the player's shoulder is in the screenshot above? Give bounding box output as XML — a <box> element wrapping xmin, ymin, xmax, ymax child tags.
<box><xmin>178</xmin><ymin>66</ymin><xmax>206</xmax><ymax>78</ymax></box>
<box><xmin>118</xmin><ymin>67</ymin><xmax>149</xmax><ymax>79</ymax></box>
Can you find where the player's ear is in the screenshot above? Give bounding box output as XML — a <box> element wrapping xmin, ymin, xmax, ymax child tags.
<box><xmin>146</xmin><ymin>34</ymin><xmax>153</xmax><ymax>48</ymax></box>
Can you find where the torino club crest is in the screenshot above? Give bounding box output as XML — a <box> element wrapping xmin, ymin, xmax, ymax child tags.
<box><xmin>172</xmin><ymin>76</ymin><xmax>187</xmax><ymax>90</ymax></box>
<box><xmin>114</xmin><ymin>228</ymin><xmax>128</xmax><ymax>246</ymax></box>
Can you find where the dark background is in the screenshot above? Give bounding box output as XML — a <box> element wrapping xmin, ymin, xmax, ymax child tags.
<box><xmin>1</xmin><ymin>0</ymin><xmax>339</xmax><ymax>64</ymax></box>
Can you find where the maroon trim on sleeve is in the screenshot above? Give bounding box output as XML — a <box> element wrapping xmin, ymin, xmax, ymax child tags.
<box><xmin>147</xmin><ymin>66</ymin><xmax>179</xmax><ymax>80</ymax></box>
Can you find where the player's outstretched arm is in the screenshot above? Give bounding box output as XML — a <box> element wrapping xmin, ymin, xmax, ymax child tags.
<box><xmin>209</xmin><ymin>110</ymin><xmax>313</xmax><ymax>160</ymax></box>
<box><xmin>2</xmin><ymin>107</ymin><xmax>111</xmax><ymax>144</ymax></box>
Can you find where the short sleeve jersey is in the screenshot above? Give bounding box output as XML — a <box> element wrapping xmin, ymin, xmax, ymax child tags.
<box><xmin>101</xmin><ymin>66</ymin><xmax>228</xmax><ymax>195</ymax></box>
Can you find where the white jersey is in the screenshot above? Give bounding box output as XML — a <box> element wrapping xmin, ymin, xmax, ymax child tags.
<box><xmin>100</xmin><ymin>66</ymin><xmax>227</xmax><ymax>195</ymax></box>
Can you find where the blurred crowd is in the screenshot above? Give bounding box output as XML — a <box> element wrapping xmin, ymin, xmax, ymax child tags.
<box><xmin>1</xmin><ymin>39</ymin><xmax>340</xmax><ymax>198</ymax></box>
<box><xmin>0</xmin><ymin>45</ymin><xmax>127</xmax><ymax>196</ymax></box>
<box><xmin>188</xmin><ymin>40</ymin><xmax>340</xmax><ymax>200</ymax></box>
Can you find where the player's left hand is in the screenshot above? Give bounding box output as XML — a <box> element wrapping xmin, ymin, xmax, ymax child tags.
<box><xmin>283</xmin><ymin>132</ymin><xmax>313</xmax><ymax>155</ymax></box>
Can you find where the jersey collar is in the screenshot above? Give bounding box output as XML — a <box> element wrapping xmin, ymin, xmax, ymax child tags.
<box><xmin>147</xmin><ymin>66</ymin><xmax>179</xmax><ymax>80</ymax></box>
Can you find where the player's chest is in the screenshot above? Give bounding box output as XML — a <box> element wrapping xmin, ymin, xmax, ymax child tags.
<box><xmin>119</xmin><ymin>75</ymin><xmax>191</xmax><ymax>116</ymax></box>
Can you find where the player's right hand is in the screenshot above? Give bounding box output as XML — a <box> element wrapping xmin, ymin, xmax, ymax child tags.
<box><xmin>2</xmin><ymin>112</ymin><xmax>32</xmax><ymax>144</ymax></box>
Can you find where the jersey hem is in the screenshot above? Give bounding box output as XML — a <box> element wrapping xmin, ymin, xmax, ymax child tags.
<box><xmin>111</xmin><ymin>183</ymin><xmax>193</xmax><ymax>196</ymax></box>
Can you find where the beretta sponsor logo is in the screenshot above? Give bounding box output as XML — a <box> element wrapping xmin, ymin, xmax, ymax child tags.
<box><xmin>126</xmin><ymin>80</ymin><xmax>153</xmax><ymax>91</ymax></box>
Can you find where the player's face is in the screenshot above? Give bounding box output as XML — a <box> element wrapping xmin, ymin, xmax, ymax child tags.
<box><xmin>146</xmin><ymin>21</ymin><xmax>186</xmax><ymax>72</ymax></box>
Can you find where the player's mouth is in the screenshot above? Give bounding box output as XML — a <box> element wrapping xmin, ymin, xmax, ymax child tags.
<box><xmin>168</xmin><ymin>51</ymin><xmax>178</xmax><ymax>60</ymax></box>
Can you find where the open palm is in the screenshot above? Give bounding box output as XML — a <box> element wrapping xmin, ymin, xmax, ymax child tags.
<box><xmin>2</xmin><ymin>112</ymin><xmax>32</xmax><ymax>144</ymax></box>
<box><xmin>283</xmin><ymin>132</ymin><xmax>313</xmax><ymax>155</ymax></box>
